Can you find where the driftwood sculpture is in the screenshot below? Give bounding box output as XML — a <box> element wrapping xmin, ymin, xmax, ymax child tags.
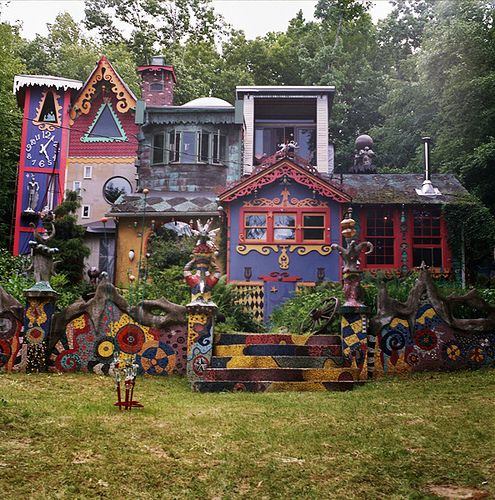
<box><xmin>371</xmin><ymin>265</ymin><xmax>495</xmax><ymax>337</ymax></box>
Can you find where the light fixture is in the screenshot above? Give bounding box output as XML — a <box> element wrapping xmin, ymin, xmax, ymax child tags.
<box><xmin>128</xmin><ymin>249</ymin><xmax>135</xmax><ymax>262</ymax></box>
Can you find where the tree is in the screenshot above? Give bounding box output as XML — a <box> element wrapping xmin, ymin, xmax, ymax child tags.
<box><xmin>51</xmin><ymin>191</ymin><xmax>90</xmax><ymax>283</ymax></box>
<box><xmin>84</xmin><ymin>0</ymin><xmax>225</xmax><ymax>64</ymax></box>
<box><xmin>0</xmin><ymin>22</ymin><xmax>25</xmax><ymax>249</ymax></box>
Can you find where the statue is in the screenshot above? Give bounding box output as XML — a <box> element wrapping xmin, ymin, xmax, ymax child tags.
<box><xmin>331</xmin><ymin>209</ymin><xmax>373</xmax><ymax>308</ymax></box>
<box><xmin>26</xmin><ymin>175</ymin><xmax>40</xmax><ymax>213</ymax></box>
<box><xmin>183</xmin><ymin>219</ymin><xmax>221</xmax><ymax>305</ymax></box>
<box><xmin>27</xmin><ymin>210</ymin><xmax>59</xmax><ymax>283</ymax></box>
<box><xmin>351</xmin><ymin>134</ymin><xmax>377</xmax><ymax>174</ymax></box>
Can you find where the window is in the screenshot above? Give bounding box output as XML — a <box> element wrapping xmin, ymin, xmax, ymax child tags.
<box><xmin>274</xmin><ymin>214</ymin><xmax>296</xmax><ymax>241</ymax></box>
<box><xmin>167</xmin><ymin>129</ymin><xmax>227</xmax><ymax>164</ymax></box>
<box><xmin>412</xmin><ymin>209</ymin><xmax>442</xmax><ymax>267</ymax></box>
<box><xmin>83</xmin><ymin>166</ymin><xmax>92</xmax><ymax>179</ymax></box>
<box><xmin>244</xmin><ymin>214</ymin><xmax>267</xmax><ymax>241</ymax></box>
<box><xmin>82</xmin><ymin>205</ymin><xmax>90</xmax><ymax>218</ymax></box>
<box><xmin>150</xmin><ymin>83</ymin><xmax>163</xmax><ymax>91</ymax></box>
<box><xmin>242</xmin><ymin>210</ymin><xmax>328</xmax><ymax>244</ymax></box>
<box><xmin>152</xmin><ymin>134</ymin><xmax>164</xmax><ymax>164</ymax></box>
<box><xmin>73</xmin><ymin>181</ymin><xmax>81</xmax><ymax>193</ymax></box>
<box><xmin>198</xmin><ymin>131</ymin><xmax>210</xmax><ymax>162</ymax></box>
<box><xmin>103</xmin><ymin>176</ymin><xmax>132</xmax><ymax>204</ymax></box>
<box><xmin>303</xmin><ymin>214</ymin><xmax>325</xmax><ymax>241</ymax></box>
<box><xmin>364</xmin><ymin>209</ymin><xmax>395</xmax><ymax>266</ymax></box>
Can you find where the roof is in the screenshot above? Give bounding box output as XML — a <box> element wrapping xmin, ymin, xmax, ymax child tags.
<box><xmin>219</xmin><ymin>157</ymin><xmax>351</xmax><ymax>204</ymax></box>
<box><xmin>69</xmin><ymin>56</ymin><xmax>136</xmax><ymax>125</ymax></box>
<box><xmin>334</xmin><ymin>173</ymin><xmax>469</xmax><ymax>205</ymax></box>
<box><xmin>14</xmin><ymin>75</ymin><xmax>82</xmax><ymax>107</ymax></box>
<box><xmin>182</xmin><ymin>97</ymin><xmax>233</xmax><ymax>108</ymax></box>
<box><xmin>236</xmin><ymin>86</ymin><xmax>335</xmax><ymax>98</ymax></box>
<box><xmin>137</xmin><ymin>64</ymin><xmax>177</xmax><ymax>83</ymax></box>
<box><xmin>108</xmin><ymin>191</ymin><xmax>219</xmax><ymax>217</ymax></box>
<box><xmin>145</xmin><ymin>105</ymin><xmax>236</xmax><ymax>125</ymax></box>
<box><xmin>83</xmin><ymin>219</ymin><xmax>116</xmax><ymax>234</ymax></box>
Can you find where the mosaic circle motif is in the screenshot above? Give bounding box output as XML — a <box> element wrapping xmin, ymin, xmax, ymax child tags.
<box><xmin>192</xmin><ymin>354</ymin><xmax>209</xmax><ymax>376</ymax></box>
<box><xmin>469</xmin><ymin>346</ymin><xmax>485</xmax><ymax>364</ymax></box>
<box><xmin>56</xmin><ymin>352</ymin><xmax>82</xmax><ymax>372</ymax></box>
<box><xmin>406</xmin><ymin>351</ymin><xmax>420</xmax><ymax>366</ymax></box>
<box><xmin>116</xmin><ymin>324</ymin><xmax>145</xmax><ymax>354</ymax></box>
<box><xmin>96</xmin><ymin>337</ymin><xmax>115</xmax><ymax>362</ymax></box>
<box><xmin>380</xmin><ymin>329</ymin><xmax>406</xmax><ymax>356</ymax></box>
<box><xmin>0</xmin><ymin>339</ymin><xmax>12</xmax><ymax>368</ymax></box>
<box><xmin>445</xmin><ymin>344</ymin><xmax>461</xmax><ymax>361</ymax></box>
<box><xmin>26</xmin><ymin>327</ymin><xmax>45</xmax><ymax>345</ymax></box>
<box><xmin>0</xmin><ymin>314</ymin><xmax>16</xmax><ymax>341</ymax></box>
<box><xmin>414</xmin><ymin>329</ymin><xmax>437</xmax><ymax>351</ymax></box>
<box><xmin>136</xmin><ymin>340</ymin><xmax>176</xmax><ymax>375</ymax></box>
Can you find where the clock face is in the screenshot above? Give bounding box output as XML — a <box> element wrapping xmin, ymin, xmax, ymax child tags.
<box><xmin>24</xmin><ymin>130</ymin><xmax>59</xmax><ymax>168</ymax></box>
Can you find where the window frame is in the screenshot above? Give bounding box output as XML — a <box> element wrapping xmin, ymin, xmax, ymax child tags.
<box><xmin>151</xmin><ymin>133</ymin><xmax>165</xmax><ymax>165</ymax></box>
<box><xmin>362</xmin><ymin>208</ymin><xmax>397</xmax><ymax>269</ymax></box>
<box><xmin>411</xmin><ymin>208</ymin><xmax>443</xmax><ymax>269</ymax></box>
<box><xmin>81</xmin><ymin>205</ymin><xmax>90</xmax><ymax>219</ymax></box>
<box><xmin>241</xmin><ymin>207</ymin><xmax>329</xmax><ymax>245</ymax></box>
<box><xmin>83</xmin><ymin>166</ymin><xmax>92</xmax><ymax>179</ymax></box>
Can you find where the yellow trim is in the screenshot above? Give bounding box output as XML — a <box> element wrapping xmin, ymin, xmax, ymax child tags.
<box><xmin>67</xmin><ymin>156</ymin><xmax>136</xmax><ymax>164</ymax></box>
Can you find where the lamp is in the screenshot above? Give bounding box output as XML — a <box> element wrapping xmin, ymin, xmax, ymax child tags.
<box><xmin>244</xmin><ymin>267</ymin><xmax>252</xmax><ymax>281</ymax></box>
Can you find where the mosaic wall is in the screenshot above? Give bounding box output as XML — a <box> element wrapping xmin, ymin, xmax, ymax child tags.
<box><xmin>375</xmin><ymin>303</ymin><xmax>495</xmax><ymax>375</ymax></box>
<box><xmin>49</xmin><ymin>303</ymin><xmax>187</xmax><ymax>376</ymax></box>
<box><xmin>0</xmin><ymin>311</ymin><xmax>23</xmax><ymax>372</ymax></box>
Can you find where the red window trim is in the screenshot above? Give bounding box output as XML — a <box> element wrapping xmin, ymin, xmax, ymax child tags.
<box><xmin>240</xmin><ymin>207</ymin><xmax>330</xmax><ymax>245</ymax></box>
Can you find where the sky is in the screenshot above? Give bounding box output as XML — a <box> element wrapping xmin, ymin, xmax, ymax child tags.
<box><xmin>1</xmin><ymin>0</ymin><xmax>394</xmax><ymax>40</ymax></box>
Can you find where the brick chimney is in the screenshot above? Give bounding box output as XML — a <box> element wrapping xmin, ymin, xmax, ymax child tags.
<box><xmin>138</xmin><ymin>55</ymin><xmax>177</xmax><ymax>106</ymax></box>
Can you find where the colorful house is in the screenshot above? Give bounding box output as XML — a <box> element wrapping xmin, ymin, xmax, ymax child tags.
<box><xmin>109</xmin><ymin>57</ymin><xmax>242</xmax><ymax>286</ymax></box>
<box><xmin>218</xmin><ymin>154</ymin><xmax>468</xmax><ymax>322</ymax></box>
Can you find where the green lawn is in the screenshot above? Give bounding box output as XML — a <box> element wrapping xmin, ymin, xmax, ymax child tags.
<box><xmin>0</xmin><ymin>370</ymin><xmax>494</xmax><ymax>499</ymax></box>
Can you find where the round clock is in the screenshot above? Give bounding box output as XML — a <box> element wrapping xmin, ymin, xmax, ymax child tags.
<box><xmin>25</xmin><ymin>130</ymin><xmax>59</xmax><ymax>168</ymax></box>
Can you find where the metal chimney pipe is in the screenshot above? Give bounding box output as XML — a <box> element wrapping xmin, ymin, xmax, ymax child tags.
<box><xmin>423</xmin><ymin>137</ymin><xmax>431</xmax><ymax>181</ymax></box>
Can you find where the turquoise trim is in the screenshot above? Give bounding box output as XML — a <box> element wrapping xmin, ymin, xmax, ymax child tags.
<box><xmin>81</xmin><ymin>102</ymin><xmax>128</xmax><ymax>143</ymax></box>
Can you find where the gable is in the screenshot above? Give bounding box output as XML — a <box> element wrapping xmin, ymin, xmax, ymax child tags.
<box><xmin>219</xmin><ymin>158</ymin><xmax>351</xmax><ymax>204</ymax></box>
<box><xmin>81</xmin><ymin>102</ymin><xmax>127</xmax><ymax>142</ymax></box>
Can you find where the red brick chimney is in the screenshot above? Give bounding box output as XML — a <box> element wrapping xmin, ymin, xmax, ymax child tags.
<box><xmin>138</xmin><ymin>55</ymin><xmax>176</xmax><ymax>107</ymax></box>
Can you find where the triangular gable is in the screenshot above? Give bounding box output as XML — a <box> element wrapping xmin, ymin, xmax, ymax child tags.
<box><xmin>81</xmin><ymin>102</ymin><xmax>127</xmax><ymax>142</ymax></box>
<box><xmin>69</xmin><ymin>56</ymin><xmax>136</xmax><ymax>126</ymax></box>
<box><xmin>219</xmin><ymin>158</ymin><xmax>352</xmax><ymax>204</ymax></box>
<box><xmin>32</xmin><ymin>89</ymin><xmax>62</xmax><ymax>131</ymax></box>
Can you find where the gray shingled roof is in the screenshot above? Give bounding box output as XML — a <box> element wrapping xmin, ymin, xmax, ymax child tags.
<box><xmin>331</xmin><ymin>173</ymin><xmax>469</xmax><ymax>205</ymax></box>
<box><xmin>108</xmin><ymin>190</ymin><xmax>219</xmax><ymax>217</ymax></box>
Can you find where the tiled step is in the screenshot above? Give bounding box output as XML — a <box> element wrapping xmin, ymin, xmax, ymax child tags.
<box><xmin>210</xmin><ymin>355</ymin><xmax>343</xmax><ymax>369</ymax></box>
<box><xmin>193</xmin><ymin>380</ymin><xmax>365</xmax><ymax>393</ymax></box>
<box><xmin>214</xmin><ymin>333</ymin><xmax>341</xmax><ymax>346</ymax></box>
<box><xmin>203</xmin><ymin>367</ymin><xmax>358</xmax><ymax>382</ymax></box>
<box><xmin>213</xmin><ymin>343</ymin><xmax>342</xmax><ymax>357</ymax></box>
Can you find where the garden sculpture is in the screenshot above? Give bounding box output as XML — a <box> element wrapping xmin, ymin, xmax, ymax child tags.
<box><xmin>26</xmin><ymin>175</ymin><xmax>40</xmax><ymax>212</ymax></box>
<box><xmin>27</xmin><ymin>210</ymin><xmax>59</xmax><ymax>283</ymax></box>
<box><xmin>331</xmin><ymin>209</ymin><xmax>373</xmax><ymax>308</ymax></box>
<box><xmin>184</xmin><ymin>219</ymin><xmax>221</xmax><ymax>305</ymax></box>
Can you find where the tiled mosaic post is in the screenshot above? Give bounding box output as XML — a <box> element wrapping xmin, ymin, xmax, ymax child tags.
<box><xmin>332</xmin><ymin>209</ymin><xmax>374</xmax><ymax>379</ymax></box>
<box><xmin>184</xmin><ymin>220</ymin><xmax>221</xmax><ymax>381</ymax></box>
<box><xmin>23</xmin><ymin>281</ymin><xmax>58</xmax><ymax>372</ymax></box>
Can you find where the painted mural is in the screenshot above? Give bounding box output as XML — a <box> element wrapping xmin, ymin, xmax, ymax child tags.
<box><xmin>50</xmin><ymin>307</ymin><xmax>187</xmax><ymax>376</ymax></box>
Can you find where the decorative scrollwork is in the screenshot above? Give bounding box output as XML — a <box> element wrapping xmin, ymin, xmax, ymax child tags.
<box><xmin>236</xmin><ymin>244</ymin><xmax>279</xmax><ymax>256</ymax></box>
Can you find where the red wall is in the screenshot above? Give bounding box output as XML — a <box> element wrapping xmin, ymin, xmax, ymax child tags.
<box><xmin>69</xmin><ymin>93</ymin><xmax>138</xmax><ymax>157</ymax></box>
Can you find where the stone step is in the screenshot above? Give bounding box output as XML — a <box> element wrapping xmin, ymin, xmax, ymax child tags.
<box><xmin>210</xmin><ymin>355</ymin><xmax>343</xmax><ymax>369</ymax></box>
<box><xmin>203</xmin><ymin>367</ymin><xmax>358</xmax><ymax>383</ymax></box>
<box><xmin>213</xmin><ymin>343</ymin><xmax>342</xmax><ymax>358</ymax></box>
<box><xmin>192</xmin><ymin>380</ymin><xmax>364</xmax><ymax>393</ymax></box>
<box><xmin>214</xmin><ymin>333</ymin><xmax>341</xmax><ymax>346</ymax></box>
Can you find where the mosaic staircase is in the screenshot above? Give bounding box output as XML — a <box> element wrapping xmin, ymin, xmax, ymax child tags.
<box><xmin>192</xmin><ymin>333</ymin><xmax>365</xmax><ymax>393</ymax></box>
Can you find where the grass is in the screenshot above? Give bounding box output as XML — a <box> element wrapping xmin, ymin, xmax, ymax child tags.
<box><xmin>0</xmin><ymin>370</ymin><xmax>494</xmax><ymax>499</ymax></box>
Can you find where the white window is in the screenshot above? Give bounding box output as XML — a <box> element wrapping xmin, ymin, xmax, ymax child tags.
<box><xmin>83</xmin><ymin>166</ymin><xmax>92</xmax><ymax>179</ymax></box>
<box><xmin>82</xmin><ymin>205</ymin><xmax>90</xmax><ymax>218</ymax></box>
<box><xmin>73</xmin><ymin>181</ymin><xmax>82</xmax><ymax>193</ymax></box>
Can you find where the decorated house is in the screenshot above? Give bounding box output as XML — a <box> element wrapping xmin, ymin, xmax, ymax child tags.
<box><xmin>109</xmin><ymin>56</ymin><xmax>242</xmax><ymax>286</ymax></box>
<box><xmin>218</xmin><ymin>142</ymin><xmax>468</xmax><ymax>323</ymax></box>
<box><xmin>13</xmin><ymin>57</ymin><xmax>138</xmax><ymax>281</ymax></box>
